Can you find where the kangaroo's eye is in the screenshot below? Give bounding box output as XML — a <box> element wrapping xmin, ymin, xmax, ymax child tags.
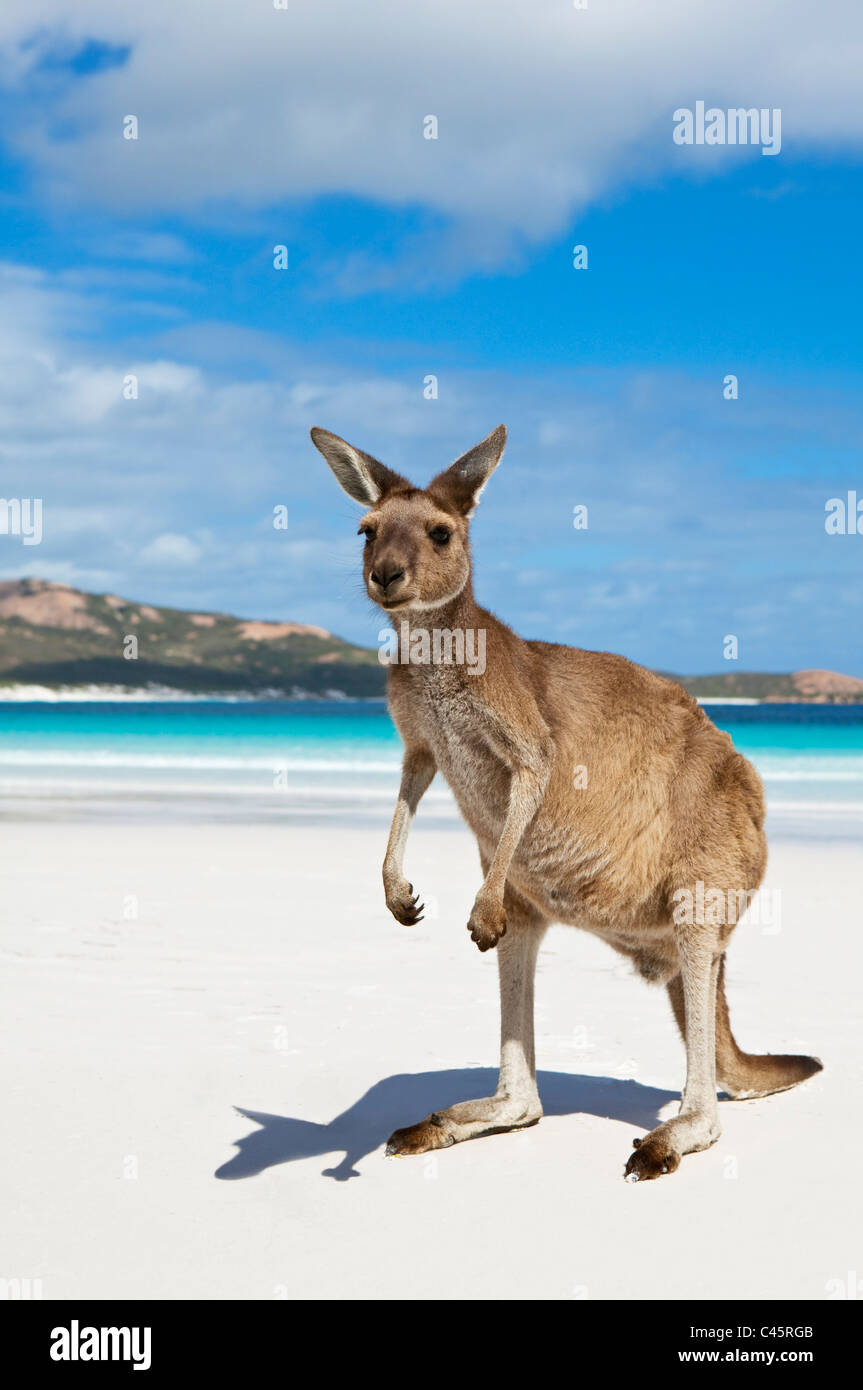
<box><xmin>429</xmin><ymin>526</ymin><xmax>451</xmax><ymax>545</ymax></box>
<box><xmin>358</xmin><ymin>526</ymin><xmax>376</xmax><ymax>542</ymax></box>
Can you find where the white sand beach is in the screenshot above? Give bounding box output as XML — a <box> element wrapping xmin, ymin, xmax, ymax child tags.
<box><xmin>2</xmin><ymin>808</ymin><xmax>856</xmax><ymax>1301</ymax></box>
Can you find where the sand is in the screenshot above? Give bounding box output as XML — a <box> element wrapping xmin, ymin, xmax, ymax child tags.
<box><xmin>2</xmin><ymin>814</ymin><xmax>856</xmax><ymax>1300</ymax></box>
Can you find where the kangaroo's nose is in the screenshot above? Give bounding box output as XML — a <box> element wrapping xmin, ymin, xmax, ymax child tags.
<box><xmin>371</xmin><ymin>564</ymin><xmax>406</xmax><ymax>592</ymax></box>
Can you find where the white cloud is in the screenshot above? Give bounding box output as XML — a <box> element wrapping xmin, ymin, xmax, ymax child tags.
<box><xmin>139</xmin><ymin>533</ymin><xmax>202</xmax><ymax>567</ymax></box>
<box><xmin>85</xmin><ymin>231</ymin><xmax>195</xmax><ymax>264</ymax></box>
<box><xmin>1</xmin><ymin>261</ymin><xmax>861</xmax><ymax>673</ymax></box>
<box><xmin>1</xmin><ymin>2</ymin><xmax>862</xmax><ymax>273</ymax></box>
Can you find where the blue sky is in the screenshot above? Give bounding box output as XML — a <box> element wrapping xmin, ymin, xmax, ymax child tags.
<box><xmin>0</xmin><ymin>1</ymin><xmax>860</xmax><ymax>675</ymax></box>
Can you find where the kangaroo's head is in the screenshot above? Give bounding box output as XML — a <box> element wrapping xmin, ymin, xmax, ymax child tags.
<box><xmin>310</xmin><ymin>425</ymin><xmax>506</xmax><ymax>613</ymax></box>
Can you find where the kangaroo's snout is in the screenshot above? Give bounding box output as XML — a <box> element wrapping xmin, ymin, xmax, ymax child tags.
<box><xmin>370</xmin><ymin>562</ymin><xmax>407</xmax><ymax>595</ymax></box>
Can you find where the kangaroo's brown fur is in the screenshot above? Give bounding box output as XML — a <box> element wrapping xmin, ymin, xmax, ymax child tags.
<box><xmin>311</xmin><ymin>423</ymin><xmax>822</xmax><ymax>1181</ymax></box>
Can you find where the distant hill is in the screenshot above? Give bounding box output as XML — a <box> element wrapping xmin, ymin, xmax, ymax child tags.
<box><xmin>672</xmin><ymin>669</ymin><xmax>863</xmax><ymax>703</ymax></box>
<box><xmin>0</xmin><ymin>578</ymin><xmax>383</xmax><ymax>697</ymax></box>
<box><xmin>0</xmin><ymin>579</ymin><xmax>861</xmax><ymax>702</ymax></box>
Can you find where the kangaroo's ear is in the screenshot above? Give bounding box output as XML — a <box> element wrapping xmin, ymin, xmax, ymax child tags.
<box><xmin>310</xmin><ymin>427</ymin><xmax>410</xmax><ymax>506</ymax></box>
<box><xmin>429</xmin><ymin>425</ymin><xmax>506</xmax><ymax>517</ymax></box>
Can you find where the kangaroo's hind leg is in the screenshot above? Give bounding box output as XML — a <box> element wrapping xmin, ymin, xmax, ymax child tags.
<box><xmin>625</xmin><ymin>926</ymin><xmax>722</xmax><ymax>1182</ymax></box>
<box><xmin>667</xmin><ymin>954</ymin><xmax>823</xmax><ymax>1100</ymax></box>
<box><xmin>386</xmin><ymin>887</ymin><xmax>548</xmax><ymax>1156</ymax></box>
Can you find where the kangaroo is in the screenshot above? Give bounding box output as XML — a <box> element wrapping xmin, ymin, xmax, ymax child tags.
<box><xmin>311</xmin><ymin>423</ymin><xmax>822</xmax><ymax>1180</ymax></box>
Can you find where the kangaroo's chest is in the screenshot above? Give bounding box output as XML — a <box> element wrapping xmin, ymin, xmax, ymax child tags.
<box><xmin>393</xmin><ymin>673</ymin><xmax>509</xmax><ymax>829</ymax></box>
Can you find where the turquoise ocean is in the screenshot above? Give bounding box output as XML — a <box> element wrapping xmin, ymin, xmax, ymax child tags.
<box><xmin>0</xmin><ymin>699</ymin><xmax>861</xmax><ymax>838</ymax></box>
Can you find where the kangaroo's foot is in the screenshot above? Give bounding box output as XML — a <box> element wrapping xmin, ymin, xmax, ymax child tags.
<box><xmin>384</xmin><ymin>874</ymin><xmax>424</xmax><ymax>925</ymax></box>
<box><xmin>386</xmin><ymin>1091</ymin><xmax>542</xmax><ymax>1156</ymax></box>
<box><xmin>466</xmin><ymin>891</ymin><xmax>507</xmax><ymax>952</ymax></box>
<box><xmin>624</xmin><ymin>1110</ymin><xmax>721</xmax><ymax>1182</ymax></box>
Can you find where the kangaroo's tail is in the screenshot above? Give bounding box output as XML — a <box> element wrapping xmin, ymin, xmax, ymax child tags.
<box><xmin>667</xmin><ymin>956</ymin><xmax>823</xmax><ymax>1099</ymax></box>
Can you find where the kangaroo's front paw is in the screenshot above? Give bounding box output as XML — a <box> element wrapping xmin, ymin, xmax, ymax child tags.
<box><xmin>467</xmin><ymin>894</ymin><xmax>507</xmax><ymax>952</ymax></box>
<box><xmin>384</xmin><ymin>875</ymin><xmax>424</xmax><ymax>926</ymax></box>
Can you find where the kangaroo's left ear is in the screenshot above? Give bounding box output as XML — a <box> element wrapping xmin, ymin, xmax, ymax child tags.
<box><xmin>429</xmin><ymin>425</ymin><xmax>506</xmax><ymax>518</ymax></box>
<box><xmin>310</xmin><ymin>427</ymin><xmax>411</xmax><ymax>505</ymax></box>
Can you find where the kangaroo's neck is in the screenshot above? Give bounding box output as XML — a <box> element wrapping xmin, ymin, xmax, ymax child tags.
<box><xmin>384</xmin><ymin>576</ymin><xmax>525</xmax><ymax>688</ymax></box>
<box><xmin>395</xmin><ymin>577</ymin><xmax>485</xmax><ymax>632</ymax></box>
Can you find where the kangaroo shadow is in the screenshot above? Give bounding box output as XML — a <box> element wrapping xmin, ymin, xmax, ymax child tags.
<box><xmin>215</xmin><ymin>1068</ymin><xmax>679</xmax><ymax>1182</ymax></box>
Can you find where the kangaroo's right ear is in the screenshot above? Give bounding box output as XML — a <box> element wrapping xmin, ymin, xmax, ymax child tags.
<box><xmin>310</xmin><ymin>428</ymin><xmax>410</xmax><ymax>506</ymax></box>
